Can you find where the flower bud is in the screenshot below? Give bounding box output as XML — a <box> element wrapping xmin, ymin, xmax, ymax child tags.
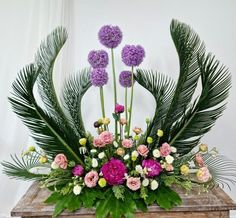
<box><xmin>147</xmin><ymin>137</ymin><xmax>153</xmax><ymax>144</ymax></box>
<box><xmin>116</xmin><ymin>148</ymin><xmax>125</xmax><ymax>156</ymax></box>
<box><xmin>145</xmin><ymin>117</ymin><xmax>150</xmax><ymax>124</ymax></box>
<box><xmin>73</xmin><ymin>185</ymin><xmax>82</xmax><ymax>195</ymax></box>
<box><xmin>94</xmin><ymin>121</ymin><xmax>100</xmax><ymax>128</ymax></box>
<box><xmin>102</xmin><ymin>117</ymin><xmax>110</xmax><ymax>125</ymax></box>
<box><xmin>157</xmin><ymin>129</ymin><xmax>164</xmax><ymax>137</ymax></box>
<box><xmin>92</xmin><ymin>158</ymin><xmax>98</xmax><ymax>168</ymax></box>
<box><xmin>28</xmin><ymin>146</ymin><xmax>36</xmax><ymax>152</ymax></box>
<box><xmin>39</xmin><ymin>156</ymin><xmax>47</xmax><ymax>164</ymax></box>
<box><xmin>153</xmin><ymin>149</ymin><xmax>160</xmax><ymax>158</ymax></box>
<box><xmin>98</xmin><ymin>178</ymin><xmax>107</xmax><ymax>187</ymax></box>
<box><xmin>79</xmin><ymin>138</ymin><xmax>87</xmax><ymax>146</ymax></box>
<box><xmin>199</xmin><ymin>143</ymin><xmax>208</xmax><ymax>152</ymax></box>
<box><xmin>133</xmin><ymin>127</ymin><xmax>142</xmax><ymax>135</ymax></box>
<box><xmin>142</xmin><ymin>178</ymin><xmax>149</xmax><ymax>187</ymax></box>
<box><xmin>180</xmin><ymin>164</ymin><xmax>189</xmax><ymax>176</ymax></box>
<box><xmin>150</xmin><ymin>180</ymin><xmax>159</xmax><ymax>190</ymax></box>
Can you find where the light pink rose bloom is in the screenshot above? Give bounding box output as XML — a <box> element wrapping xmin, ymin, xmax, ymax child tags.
<box><xmin>84</xmin><ymin>170</ymin><xmax>99</xmax><ymax>188</ymax></box>
<box><xmin>120</xmin><ymin>118</ymin><xmax>127</xmax><ymax>125</ymax></box>
<box><xmin>137</xmin><ymin>145</ymin><xmax>149</xmax><ymax>157</ymax></box>
<box><xmin>195</xmin><ymin>153</ymin><xmax>205</xmax><ymax>167</ymax></box>
<box><xmin>197</xmin><ymin>167</ymin><xmax>211</xmax><ymax>182</ymax></box>
<box><xmin>126</xmin><ymin>177</ymin><xmax>141</xmax><ymax>191</ymax></box>
<box><xmin>160</xmin><ymin>143</ymin><xmax>172</xmax><ymax>157</ymax></box>
<box><xmin>93</xmin><ymin>136</ymin><xmax>105</xmax><ymax>148</ymax></box>
<box><xmin>165</xmin><ymin>164</ymin><xmax>174</xmax><ymax>172</ymax></box>
<box><xmin>54</xmin><ymin>153</ymin><xmax>68</xmax><ymax>169</ymax></box>
<box><xmin>122</xmin><ymin>139</ymin><xmax>133</xmax><ymax>148</ymax></box>
<box><xmin>99</xmin><ymin>131</ymin><xmax>114</xmax><ymax>145</ymax></box>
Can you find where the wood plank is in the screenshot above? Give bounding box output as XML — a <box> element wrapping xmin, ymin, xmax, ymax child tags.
<box><xmin>11</xmin><ymin>182</ymin><xmax>236</xmax><ymax>217</ymax></box>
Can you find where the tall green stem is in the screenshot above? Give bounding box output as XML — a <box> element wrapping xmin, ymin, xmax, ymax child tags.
<box><xmin>100</xmin><ymin>87</ymin><xmax>106</xmax><ymax>118</ymax></box>
<box><xmin>127</xmin><ymin>66</ymin><xmax>134</xmax><ymax>137</ymax></box>
<box><xmin>111</xmin><ymin>48</ymin><xmax>118</xmax><ymax>140</ymax></box>
<box><xmin>125</xmin><ymin>87</ymin><xmax>128</xmax><ymax>122</ymax></box>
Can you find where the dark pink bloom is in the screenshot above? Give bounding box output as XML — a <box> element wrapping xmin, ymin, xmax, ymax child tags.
<box><xmin>115</xmin><ymin>104</ymin><xmax>125</xmax><ymax>113</ymax></box>
<box><xmin>72</xmin><ymin>165</ymin><xmax>84</xmax><ymax>176</ymax></box>
<box><xmin>142</xmin><ymin>159</ymin><xmax>162</xmax><ymax>177</ymax></box>
<box><xmin>101</xmin><ymin>159</ymin><xmax>127</xmax><ymax>185</ymax></box>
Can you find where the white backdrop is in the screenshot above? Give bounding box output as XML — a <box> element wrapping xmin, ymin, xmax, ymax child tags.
<box><xmin>0</xmin><ymin>0</ymin><xmax>236</xmax><ymax>217</ymax></box>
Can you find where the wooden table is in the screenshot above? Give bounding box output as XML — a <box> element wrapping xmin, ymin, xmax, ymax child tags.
<box><xmin>11</xmin><ymin>182</ymin><xmax>236</xmax><ymax>218</ymax></box>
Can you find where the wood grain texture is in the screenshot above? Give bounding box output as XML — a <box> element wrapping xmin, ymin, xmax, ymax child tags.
<box><xmin>12</xmin><ymin>182</ymin><xmax>236</xmax><ymax>218</ymax></box>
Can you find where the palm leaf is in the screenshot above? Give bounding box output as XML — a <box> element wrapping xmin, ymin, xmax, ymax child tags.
<box><xmin>135</xmin><ymin>70</ymin><xmax>175</xmax><ymax>144</ymax></box>
<box><xmin>62</xmin><ymin>68</ymin><xmax>92</xmax><ymax>138</ymax></box>
<box><xmin>169</xmin><ymin>54</ymin><xmax>231</xmax><ymax>155</ymax></box>
<box><xmin>203</xmin><ymin>153</ymin><xmax>236</xmax><ymax>189</ymax></box>
<box><xmin>8</xmin><ymin>64</ymin><xmax>84</xmax><ymax>165</ymax></box>
<box><xmin>1</xmin><ymin>154</ymin><xmax>45</xmax><ymax>181</ymax></box>
<box><xmin>161</xmin><ymin>19</ymin><xmax>205</xmax><ymax>143</ymax></box>
<box><xmin>35</xmin><ymin>27</ymin><xmax>80</xmax><ymax>149</ymax></box>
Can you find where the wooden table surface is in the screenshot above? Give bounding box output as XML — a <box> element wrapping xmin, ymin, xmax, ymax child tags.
<box><xmin>11</xmin><ymin>182</ymin><xmax>236</xmax><ymax>218</ymax></box>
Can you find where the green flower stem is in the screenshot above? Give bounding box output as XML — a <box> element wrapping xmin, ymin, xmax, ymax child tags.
<box><xmin>111</xmin><ymin>48</ymin><xmax>118</xmax><ymax>140</ymax></box>
<box><xmin>127</xmin><ymin>66</ymin><xmax>134</xmax><ymax>137</ymax></box>
<box><xmin>100</xmin><ymin>86</ymin><xmax>106</xmax><ymax>118</ymax></box>
<box><xmin>124</xmin><ymin>87</ymin><xmax>128</xmax><ymax>136</ymax></box>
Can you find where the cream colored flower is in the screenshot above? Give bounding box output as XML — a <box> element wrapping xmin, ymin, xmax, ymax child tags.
<box><xmin>153</xmin><ymin>149</ymin><xmax>160</xmax><ymax>158</ymax></box>
<box><xmin>165</xmin><ymin>155</ymin><xmax>174</xmax><ymax>164</ymax></box>
<box><xmin>73</xmin><ymin>185</ymin><xmax>82</xmax><ymax>195</ymax></box>
<box><xmin>150</xmin><ymin>180</ymin><xmax>159</xmax><ymax>190</ymax></box>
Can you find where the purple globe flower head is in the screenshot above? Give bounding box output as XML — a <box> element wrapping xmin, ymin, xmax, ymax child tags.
<box><xmin>90</xmin><ymin>68</ymin><xmax>108</xmax><ymax>87</ymax></box>
<box><xmin>72</xmin><ymin>165</ymin><xmax>84</xmax><ymax>176</ymax></box>
<box><xmin>88</xmin><ymin>50</ymin><xmax>109</xmax><ymax>69</ymax></box>
<box><xmin>119</xmin><ymin>71</ymin><xmax>133</xmax><ymax>88</ymax></box>
<box><xmin>142</xmin><ymin>159</ymin><xmax>162</xmax><ymax>177</ymax></box>
<box><xmin>98</xmin><ymin>25</ymin><xmax>122</xmax><ymax>48</ymax></box>
<box><xmin>122</xmin><ymin>45</ymin><xmax>145</xmax><ymax>67</ymax></box>
<box><xmin>101</xmin><ymin>158</ymin><xmax>127</xmax><ymax>185</ymax></box>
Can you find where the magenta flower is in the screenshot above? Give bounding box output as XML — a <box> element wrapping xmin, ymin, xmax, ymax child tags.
<box><xmin>90</xmin><ymin>68</ymin><xmax>108</xmax><ymax>87</ymax></box>
<box><xmin>101</xmin><ymin>159</ymin><xmax>127</xmax><ymax>185</ymax></box>
<box><xmin>115</xmin><ymin>104</ymin><xmax>125</xmax><ymax>113</ymax></box>
<box><xmin>119</xmin><ymin>71</ymin><xmax>132</xmax><ymax>88</ymax></box>
<box><xmin>72</xmin><ymin>165</ymin><xmax>84</xmax><ymax>176</ymax></box>
<box><xmin>98</xmin><ymin>25</ymin><xmax>122</xmax><ymax>48</ymax></box>
<box><xmin>88</xmin><ymin>50</ymin><xmax>109</xmax><ymax>68</ymax></box>
<box><xmin>142</xmin><ymin>159</ymin><xmax>162</xmax><ymax>177</ymax></box>
<box><xmin>122</xmin><ymin>45</ymin><xmax>145</xmax><ymax>67</ymax></box>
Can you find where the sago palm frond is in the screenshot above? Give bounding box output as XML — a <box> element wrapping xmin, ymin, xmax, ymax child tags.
<box><xmin>1</xmin><ymin>154</ymin><xmax>45</xmax><ymax>181</ymax></box>
<box><xmin>35</xmin><ymin>27</ymin><xmax>80</xmax><ymax>151</ymax></box>
<box><xmin>203</xmin><ymin>153</ymin><xmax>236</xmax><ymax>189</ymax></box>
<box><xmin>161</xmin><ymin>19</ymin><xmax>205</xmax><ymax>143</ymax></box>
<box><xmin>135</xmin><ymin>70</ymin><xmax>175</xmax><ymax>144</ymax></box>
<box><xmin>169</xmin><ymin>54</ymin><xmax>231</xmax><ymax>155</ymax></box>
<box><xmin>62</xmin><ymin>68</ymin><xmax>92</xmax><ymax>138</ymax></box>
<box><xmin>8</xmin><ymin>64</ymin><xmax>84</xmax><ymax>165</ymax></box>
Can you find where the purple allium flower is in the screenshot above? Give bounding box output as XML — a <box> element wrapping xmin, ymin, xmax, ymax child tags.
<box><xmin>122</xmin><ymin>45</ymin><xmax>145</xmax><ymax>67</ymax></box>
<box><xmin>98</xmin><ymin>25</ymin><xmax>122</xmax><ymax>48</ymax></box>
<box><xmin>115</xmin><ymin>104</ymin><xmax>125</xmax><ymax>114</ymax></box>
<box><xmin>142</xmin><ymin>159</ymin><xmax>162</xmax><ymax>177</ymax></box>
<box><xmin>90</xmin><ymin>68</ymin><xmax>108</xmax><ymax>87</ymax></box>
<box><xmin>101</xmin><ymin>159</ymin><xmax>127</xmax><ymax>185</ymax></box>
<box><xmin>119</xmin><ymin>71</ymin><xmax>132</xmax><ymax>88</ymax></box>
<box><xmin>88</xmin><ymin>50</ymin><xmax>109</xmax><ymax>68</ymax></box>
<box><xmin>72</xmin><ymin>165</ymin><xmax>84</xmax><ymax>176</ymax></box>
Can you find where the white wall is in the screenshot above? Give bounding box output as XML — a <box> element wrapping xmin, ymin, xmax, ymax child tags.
<box><xmin>0</xmin><ymin>0</ymin><xmax>236</xmax><ymax>217</ymax></box>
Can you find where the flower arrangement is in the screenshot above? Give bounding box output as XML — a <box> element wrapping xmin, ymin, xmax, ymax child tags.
<box><xmin>2</xmin><ymin>20</ymin><xmax>236</xmax><ymax>218</ymax></box>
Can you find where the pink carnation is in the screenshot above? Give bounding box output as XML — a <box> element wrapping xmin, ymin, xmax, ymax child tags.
<box><xmin>126</xmin><ymin>177</ymin><xmax>141</xmax><ymax>191</ymax></box>
<box><xmin>54</xmin><ymin>154</ymin><xmax>68</xmax><ymax>169</ymax></box>
<box><xmin>93</xmin><ymin>136</ymin><xmax>105</xmax><ymax>148</ymax></box>
<box><xmin>195</xmin><ymin>153</ymin><xmax>205</xmax><ymax>167</ymax></box>
<box><xmin>84</xmin><ymin>170</ymin><xmax>99</xmax><ymax>188</ymax></box>
<box><xmin>99</xmin><ymin>131</ymin><xmax>114</xmax><ymax>145</ymax></box>
<box><xmin>101</xmin><ymin>159</ymin><xmax>127</xmax><ymax>185</ymax></box>
<box><xmin>142</xmin><ymin>159</ymin><xmax>162</xmax><ymax>177</ymax></box>
<box><xmin>122</xmin><ymin>139</ymin><xmax>133</xmax><ymax>148</ymax></box>
<box><xmin>197</xmin><ymin>167</ymin><xmax>211</xmax><ymax>182</ymax></box>
<box><xmin>160</xmin><ymin>143</ymin><xmax>172</xmax><ymax>157</ymax></box>
<box><xmin>137</xmin><ymin>145</ymin><xmax>149</xmax><ymax>157</ymax></box>
<box><xmin>115</xmin><ymin>104</ymin><xmax>125</xmax><ymax>113</ymax></box>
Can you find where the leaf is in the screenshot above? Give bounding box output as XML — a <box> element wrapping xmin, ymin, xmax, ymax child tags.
<box><xmin>44</xmin><ymin>192</ymin><xmax>61</xmax><ymax>204</ymax></box>
<box><xmin>82</xmin><ymin>188</ymin><xmax>103</xmax><ymax>208</ymax></box>
<box><xmin>161</xmin><ymin>19</ymin><xmax>205</xmax><ymax>143</ymax></box>
<box><xmin>62</xmin><ymin>69</ymin><xmax>92</xmax><ymax>138</ymax></box>
<box><xmin>155</xmin><ymin>185</ymin><xmax>182</xmax><ymax>210</ymax></box>
<box><xmin>112</xmin><ymin>113</ymin><xmax>120</xmax><ymax>121</ymax></box>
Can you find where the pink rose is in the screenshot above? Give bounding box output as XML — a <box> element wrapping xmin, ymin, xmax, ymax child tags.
<box><xmin>137</xmin><ymin>145</ymin><xmax>149</xmax><ymax>157</ymax></box>
<box><xmin>165</xmin><ymin>164</ymin><xmax>174</xmax><ymax>172</ymax></box>
<box><xmin>126</xmin><ymin>177</ymin><xmax>141</xmax><ymax>191</ymax></box>
<box><xmin>195</xmin><ymin>153</ymin><xmax>205</xmax><ymax>167</ymax></box>
<box><xmin>160</xmin><ymin>143</ymin><xmax>172</xmax><ymax>157</ymax></box>
<box><xmin>99</xmin><ymin>131</ymin><xmax>114</xmax><ymax>145</ymax></box>
<box><xmin>93</xmin><ymin>136</ymin><xmax>105</xmax><ymax>148</ymax></box>
<box><xmin>84</xmin><ymin>170</ymin><xmax>99</xmax><ymax>188</ymax></box>
<box><xmin>197</xmin><ymin>167</ymin><xmax>211</xmax><ymax>182</ymax></box>
<box><xmin>122</xmin><ymin>139</ymin><xmax>133</xmax><ymax>148</ymax></box>
<box><xmin>54</xmin><ymin>153</ymin><xmax>68</xmax><ymax>169</ymax></box>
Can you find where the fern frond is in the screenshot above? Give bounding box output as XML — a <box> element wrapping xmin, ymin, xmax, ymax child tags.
<box><xmin>135</xmin><ymin>70</ymin><xmax>175</xmax><ymax>144</ymax></box>
<box><xmin>1</xmin><ymin>154</ymin><xmax>45</xmax><ymax>181</ymax></box>
<box><xmin>8</xmin><ymin>64</ymin><xmax>84</xmax><ymax>165</ymax></box>
<box><xmin>62</xmin><ymin>68</ymin><xmax>92</xmax><ymax>138</ymax></box>
<box><xmin>161</xmin><ymin>19</ymin><xmax>205</xmax><ymax>143</ymax></box>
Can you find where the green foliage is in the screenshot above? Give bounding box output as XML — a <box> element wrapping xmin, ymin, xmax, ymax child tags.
<box><xmin>162</xmin><ymin>175</ymin><xmax>192</xmax><ymax>191</ymax></box>
<box><xmin>112</xmin><ymin>185</ymin><xmax>125</xmax><ymax>200</ymax></box>
<box><xmin>1</xmin><ymin>154</ymin><xmax>45</xmax><ymax>181</ymax></box>
<box><xmin>62</xmin><ymin>68</ymin><xmax>92</xmax><ymax>138</ymax></box>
